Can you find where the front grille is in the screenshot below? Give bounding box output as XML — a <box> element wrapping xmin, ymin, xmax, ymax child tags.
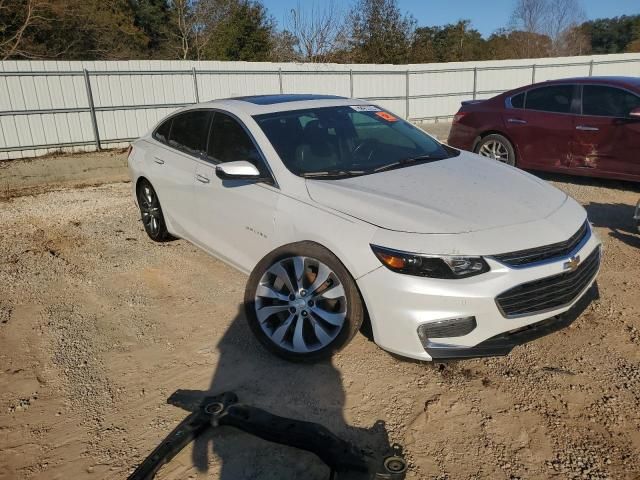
<box><xmin>496</xmin><ymin>247</ymin><xmax>600</xmax><ymax>318</ymax></box>
<box><xmin>493</xmin><ymin>221</ymin><xmax>589</xmax><ymax>267</ymax></box>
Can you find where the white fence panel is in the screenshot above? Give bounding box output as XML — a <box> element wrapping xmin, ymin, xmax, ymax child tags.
<box><xmin>1</xmin><ymin>52</ymin><xmax>639</xmax><ymax>160</ymax></box>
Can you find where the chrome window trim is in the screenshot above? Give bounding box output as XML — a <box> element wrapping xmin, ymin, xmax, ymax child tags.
<box><xmin>488</xmin><ymin>222</ymin><xmax>592</xmax><ymax>270</ymax></box>
<box><xmin>151</xmin><ymin>107</ymin><xmax>279</xmax><ymax>189</ymax></box>
<box><xmin>578</xmin><ymin>83</ymin><xmax>640</xmax><ymax>118</ymax></box>
<box><xmin>505</xmin><ymin>83</ymin><xmax>579</xmax><ymax>116</ymax></box>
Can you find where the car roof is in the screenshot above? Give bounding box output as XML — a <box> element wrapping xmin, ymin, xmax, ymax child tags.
<box><xmin>187</xmin><ymin>94</ymin><xmax>375</xmax><ymax>116</ymax></box>
<box><xmin>505</xmin><ymin>76</ymin><xmax>640</xmax><ymax>96</ymax></box>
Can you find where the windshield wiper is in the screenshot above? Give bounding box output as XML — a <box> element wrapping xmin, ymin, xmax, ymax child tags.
<box><xmin>373</xmin><ymin>154</ymin><xmax>445</xmax><ymax>173</ymax></box>
<box><xmin>301</xmin><ymin>169</ymin><xmax>367</xmax><ymax>179</ymax></box>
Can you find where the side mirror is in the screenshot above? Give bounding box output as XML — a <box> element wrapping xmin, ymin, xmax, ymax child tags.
<box><xmin>629</xmin><ymin>107</ymin><xmax>640</xmax><ymax>119</ymax></box>
<box><xmin>215</xmin><ymin>160</ymin><xmax>264</xmax><ymax>181</ymax></box>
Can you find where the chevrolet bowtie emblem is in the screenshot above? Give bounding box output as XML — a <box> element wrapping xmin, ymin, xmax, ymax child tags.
<box><xmin>564</xmin><ymin>255</ymin><xmax>581</xmax><ymax>271</ymax></box>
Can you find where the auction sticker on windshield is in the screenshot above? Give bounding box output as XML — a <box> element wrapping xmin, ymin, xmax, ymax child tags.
<box><xmin>350</xmin><ymin>105</ymin><xmax>381</xmax><ymax>112</ymax></box>
<box><xmin>375</xmin><ymin>111</ymin><xmax>398</xmax><ymax>122</ymax></box>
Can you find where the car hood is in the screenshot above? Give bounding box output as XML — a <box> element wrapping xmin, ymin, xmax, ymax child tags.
<box><xmin>305</xmin><ymin>152</ymin><xmax>568</xmax><ymax>234</ymax></box>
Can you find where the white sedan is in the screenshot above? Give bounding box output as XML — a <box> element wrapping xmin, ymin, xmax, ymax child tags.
<box><xmin>128</xmin><ymin>94</ymin><xmax>601</xmax><ymax>362</ymax></box>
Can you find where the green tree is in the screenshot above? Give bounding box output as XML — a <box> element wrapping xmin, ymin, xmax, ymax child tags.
<box><xmin>131</xmin><ymin>0</ymin><xmax>175</xmax><ymax>57</ymax></box>
<box><xmin>204</xmin><ymin>0</ymin><xmax>274</xmax><ymax>61</ymax></box>
<box><xmin>411</xmin><ymin>20</ymin><xmax>486</xmax><ymax>63</ymax></box>
<box><xmin>581</xmin><ymin>15</ymin><xmax>640</xmax><ymax>54</ymax></box>
<box><xmin>347</xmin><ymin>0</ymin><xmax>415</xmax><ymax>64</ymax></box>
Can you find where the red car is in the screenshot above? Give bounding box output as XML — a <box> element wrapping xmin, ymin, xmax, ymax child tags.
<box><xmin>447</xmin><ymin>76</ymin><xmax>640</xmax><ymax>182</ymax></box>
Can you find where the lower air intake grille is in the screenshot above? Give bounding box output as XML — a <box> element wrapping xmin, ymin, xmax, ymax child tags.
<box><xmin>496</xmin><ymin>247</ymin><xmax>600</xmax><ymax>318</ymax></box>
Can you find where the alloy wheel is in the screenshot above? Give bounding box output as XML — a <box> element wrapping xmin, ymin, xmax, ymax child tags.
<box><xmin>254</xmin><ymin>256</ymin><xmax>347</xmax><ymax>353</ymax></box>
<box><xmin>139</xmin><ymin>185</ymin><xmax>162</xmax><ymax>237</ymax></box>
<box><xmin>478</xmin><ymin>140</ymin><xmax>510</xmax><ymax>163</ymax></box>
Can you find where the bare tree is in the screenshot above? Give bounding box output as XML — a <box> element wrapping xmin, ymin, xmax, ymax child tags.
<box><xmin>509</xmin><ymin>0</ymin><xmax>586</xmax><ymax>57</ymax></box>
<box><xmin>286</xmin><ymin>0</ymin><xmax>347</xmax><ymax>62</ymax></box>
<box><xmin>510</xmin><ymin>0</ymin><xmax>547</xmax><ymax>35</ymax></box>
<box><xmin>169</xmin><ymin>0</ymin><xmax>227</xmax><ymax>60</ymax></box>
<box><xmin>0</xmin><ymin>0</ymin><xmax>48</xmax><ymax>60</ymax></box>
<box><xmin>546</xmin><ymin>0</ymin><xmax>586</xmax><ymax>55</ymax></box>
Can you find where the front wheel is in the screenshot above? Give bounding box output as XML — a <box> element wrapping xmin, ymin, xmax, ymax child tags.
<box><xmin>475</xmin><ymin>134</ymin><xmax>516</xmax><ymax>166</ymax></box>
<box><xmin>245</xmin><ymin>242</ymin><xmax>364</xmax><ymax>362</ymax></box>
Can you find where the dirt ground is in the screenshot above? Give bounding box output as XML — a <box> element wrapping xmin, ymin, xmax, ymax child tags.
<box><xmin>1</xmin><ymin>146</ymin><xmax>640</xmax><ymax>480</ymax></box>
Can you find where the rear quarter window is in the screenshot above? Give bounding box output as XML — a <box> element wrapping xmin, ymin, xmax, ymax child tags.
<box><xmin>154</xmin><ymin>118</ymin><xmax>172</xmax><ymax>143</ymax></box>
<box><xmin>510</xmin><ymin>92</ymin><xmax>525</xmax><ymax>109</ymax></box>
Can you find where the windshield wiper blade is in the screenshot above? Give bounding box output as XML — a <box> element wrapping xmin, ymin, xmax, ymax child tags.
<box><xmin>373</xmin><ymin>155</ymin><xmax>444</xmax><ymax>173</ymax></box>
<box><xmin>301</xmin><ymin>169</ymin><xmax>366</xmax><ymax>179</ymax></box>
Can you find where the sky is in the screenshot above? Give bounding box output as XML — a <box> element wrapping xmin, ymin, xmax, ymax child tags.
<box><xmin>263</xmin><ymin>0</ymin><xmax>640</xmax><ymax>37</ymax></box>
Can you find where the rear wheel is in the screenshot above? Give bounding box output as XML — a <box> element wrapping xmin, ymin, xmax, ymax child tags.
<box><xmin>245</xmin><ymin>242</ymin><xmax>364</xmax><ymax>362</ymax></box>
<box><xmin>475</xmin><ymin>134</ymin><xmax>516</xmax><ymax>166</ymax></box>
<box><xmin>137</xmin><ymin>180</ymin><xmax>169</xmax><ymax>242</ymax></box>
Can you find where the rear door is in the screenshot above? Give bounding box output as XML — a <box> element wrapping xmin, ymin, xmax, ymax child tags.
<box><xmin>148</xmin><ymin>109</ymin><xmax>211</xmax><ymax>238</ymax></box>
<box><xmin>571</xmin><ymin>84</ymin><xmax>640</xmax><ymax>178</ymax></box>
<box><xmin>503</xmin><ymin>84</ymin><xmax>577</xmax><ymax>169</ymax></box>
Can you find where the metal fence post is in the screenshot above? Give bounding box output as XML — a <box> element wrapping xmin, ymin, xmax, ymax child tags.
<box><xmin>472</xmin><ymin>67</ymin><xmax>478</xmax><ymax>100</ymax></box>
<box><xmin>405</xmin><ymin>69</ymin><xmax>410</xmax><ymax>120</ymax></box>
<box><xmin>588</xmin><ymin>60</ymin><xmax>594</xmax><ymax>76</ymax></box>
<box><xmin>349</xmin><ymin>69</ymin><xmax>354</xmax><ymax>98</ymax></box>
<box><xmin>531</xmin><ymin>64</ymin><xmax>536</xmax><ymax>84</ymax></box>
<box><xmin>192</xmin><ymin>67</ymin><xmax>200</xmax><ymax>103</ymax></box>
<box><xmin>278</xmin><ymin>68</ymin><xmax>283</xmax><ymax>94</ymax></box>
<box><xmin>83</xmin><ymin>69</ymin><xmax>101</xmax><ymax>151</ymax></box>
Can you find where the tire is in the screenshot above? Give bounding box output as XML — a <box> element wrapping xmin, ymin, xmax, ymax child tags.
<box><xmin>475</xmin><ymin>134</ymin><xmax>516</xmax><ymax>166</ymax></box>
<box><xmin>136</xmin><ymin>180</ymin><xmax>169</xmax><ymax>242</ymax></box>
<box><xmin>245</xmin><ymin>242</ymin><xmax>364</xmax><ymax>362</ymax></box>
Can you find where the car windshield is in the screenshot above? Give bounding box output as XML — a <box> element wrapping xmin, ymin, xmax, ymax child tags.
<box><xmin>253</xmin><ymin>105</ymin><xmax>457</xmax><ymax>178</ymax></box>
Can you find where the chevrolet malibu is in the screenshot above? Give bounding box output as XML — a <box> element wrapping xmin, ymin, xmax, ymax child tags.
<box><xmin>128</xmin><ymin>94</ymin><xmax>601</xmax><ymax>362</ymax></box>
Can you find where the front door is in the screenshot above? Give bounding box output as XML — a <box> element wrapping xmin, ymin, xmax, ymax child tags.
<box><xmin>571</xmin><ymin>84</ymin><xmax>640</xmax><ymax>179</ymax></box>
<box><xmin>504</xmin><ymin>84</ymin><xmax>576</xmax><ymax>170</ymax></box>
<box><xmin>194</xmin><ymin>111</ymin><xmax>280</xmax><ymax>273</ymax></box>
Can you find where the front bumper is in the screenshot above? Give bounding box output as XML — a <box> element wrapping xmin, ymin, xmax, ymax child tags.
<box><xmin>356</xmin><ymin>228</ymin><xmax>601</xmax><ymax>361</ymax></box>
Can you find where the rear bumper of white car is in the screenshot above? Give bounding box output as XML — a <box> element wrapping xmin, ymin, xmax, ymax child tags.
<box><xmin>357</xmin><ymin>227</ymin><xmax>601</xmax><ymax>361</ymax></box>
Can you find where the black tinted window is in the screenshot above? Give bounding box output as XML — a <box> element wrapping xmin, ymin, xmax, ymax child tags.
<box><xmin>168</xmin><ymin>110</ymin><xmax>211</xmax><ymax>154</ymax></box>
<box><xmin>154</xmin><ymin>118</ymin><xmax>172</xmax><ymax>143</ymax></box>
<box><xmin>582</xmin><ymin>85</ymin><xmax>640</xmax><ymax>117</ymax></box>
<box><xmin>510</xmin><ymin>92</ymin><xmax>525</xmax><ymax>109</ymax></box>
<box><xmin>525</xmin><ymin>85</ymin><xmax>573</xmax><ymax>113</ymax></box>
<box><xmin>208</xmin><ymin>113</ymin><xmax>261</xmax><ymax>164</ymax></box>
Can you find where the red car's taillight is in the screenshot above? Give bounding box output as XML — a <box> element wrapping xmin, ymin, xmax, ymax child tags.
<box><xmin>453</xmin><ymin>112</ymin><xmax>467</xmax><ymax>124</ymax></box>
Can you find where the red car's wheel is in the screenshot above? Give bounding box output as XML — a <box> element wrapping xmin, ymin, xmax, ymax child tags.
<box><xmin>475</xmin><ymin>134</ymin><xmax>516</xmax><ymax>167</ymax></box>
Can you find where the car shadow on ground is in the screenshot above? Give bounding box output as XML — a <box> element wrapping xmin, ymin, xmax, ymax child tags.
<box><xmin>530</xmin><ymin>171</ymin><xmax>640</xmax><ymax>194</ymax></box>
<box><xmin>585</xmin><ymin>202</ymin><xmax>640</xmax><ymax>249</ymax></box>
<box><xmin>189</xmin><ymin>307</ymin><xmax>395</xmax><ymax>479</ymax></box>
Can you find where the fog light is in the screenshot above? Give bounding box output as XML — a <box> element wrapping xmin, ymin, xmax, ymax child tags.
<box><xmin>417</xmin><ymin>316</ymin><xmax>477</xmax><ymax>344</ymax></box>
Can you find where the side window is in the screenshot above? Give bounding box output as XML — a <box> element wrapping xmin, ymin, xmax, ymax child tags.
<box><xmin>525</xmin><ymin>85</ymin><xmax>574</xmax><ymax>113</ymax></box>
<box><xmin>208</xmin><ymin>113</ymin><xmax>261</xmax><ymax>165</ymax></box>
<box><xmin>154</xmin><ymin>118</ymin><xmax>172</xmax><ymax>143</ymax></box>
<box><xmin>582</xmin><ymin>85</ymin><xmax>640</xmax><ymax>117</ymax></box>
<box><xmin>168</xmin><ymin>110</ymin><xmax>211</xmax><ymax>155</ymax></box>
<box><xmin>510</xmin><ymin>92</ymin><xmax>525</xmax><ymax>109</ymax></box>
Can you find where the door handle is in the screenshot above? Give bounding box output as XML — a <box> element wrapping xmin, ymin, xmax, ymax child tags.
<box><xmin>507</xmin><ymin>118</ymin><xmax>527</xmax><ymax>124</ymax></box>
<box><xmin>195</xmin><ymin>174</ymin><xmax>210</xmax><ymax>184</ymax></box>
<box><xmin>576</xmin><ymin>125</ymin><xmax>599</xmax><ymax>131</ymax></box>
<box><xmin>154</xmin><ymin>157</ymin><xmax>165</xmax><ymax>165</ymax></box>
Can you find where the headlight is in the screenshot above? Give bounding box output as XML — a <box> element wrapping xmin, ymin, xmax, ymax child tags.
<box><xmin>370</xmin><ymin>245</ymin><xmax>489</xmax><ymax>279</ymax></box>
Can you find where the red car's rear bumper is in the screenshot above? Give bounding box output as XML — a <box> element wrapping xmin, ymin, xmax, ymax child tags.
<box><xmin>447</xmin><ymin>123</ymin><xmax>477</xmax><ymax>151</ymax></box>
